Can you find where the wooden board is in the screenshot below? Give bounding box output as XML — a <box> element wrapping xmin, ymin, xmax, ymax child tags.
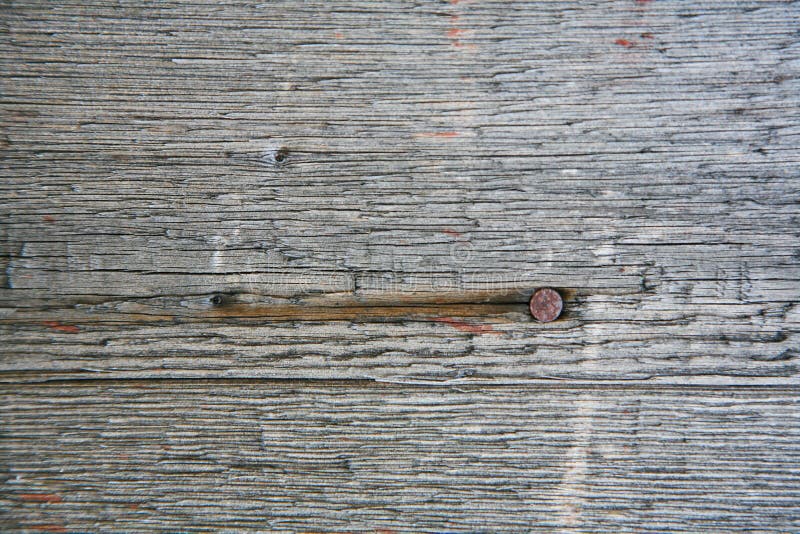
<box><xmin>2</xmin><ymin>382</ymin><xmax>799</xmax><ymax>532</ymax></box>
<box><xmin>1</xmin><ymin>0</ymin><xmax>799</xmax><ymax>530</ymax></box>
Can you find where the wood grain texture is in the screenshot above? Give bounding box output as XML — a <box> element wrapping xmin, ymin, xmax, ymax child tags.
<box><xmin>2</xmin><ymin>0</ymin><xmax>799</xmax><ymax>383</ymax></box>
<box><xmin>1</xmin><ymin>381</ymin><xmax>798</xmax><ymax>533</ymax></box>
<box><xmin>1</xmin><ymin>1</ymin><xmax>800</xmax><ymax>531</ymax></box>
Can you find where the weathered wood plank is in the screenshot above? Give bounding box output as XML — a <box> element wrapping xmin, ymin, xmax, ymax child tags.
<box><xmin>1</xmin><ymin>382</ymin><xmax>798</xmax><ymax>532</ymax></box>
<box><xmin>1</xmin><ymin>0</ymin><xmax>799</xmax><ymax>383</ymax></box>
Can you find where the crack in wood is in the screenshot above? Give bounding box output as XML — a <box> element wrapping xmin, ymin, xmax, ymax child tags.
<box><xmin>2</xmin><ymin>289</ymin><xmax>579</xmax><ymax>325</ymax></box>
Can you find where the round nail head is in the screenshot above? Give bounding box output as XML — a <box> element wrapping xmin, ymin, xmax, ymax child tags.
<box><xmin>529</xmin><ymin>288</ymin><xmax>562</xmax><ymax>322</ymax></box>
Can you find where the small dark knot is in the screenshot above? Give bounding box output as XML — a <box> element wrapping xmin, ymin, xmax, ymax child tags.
<box><xmin>262</xmin><ymin>148</ymin><xmax>289</xmax><ymax>166</ymax></box>
<box><xmin>209</xmin><ymin>294</ymin><xmax>226</xmax><ymax>307</ymax></box>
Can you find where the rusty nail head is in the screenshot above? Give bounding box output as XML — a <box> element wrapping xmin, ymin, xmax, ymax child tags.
<box><xmin>529</xmin><ymin>288</ymin><xmax>563</xmax><ymax>322</ymax></box>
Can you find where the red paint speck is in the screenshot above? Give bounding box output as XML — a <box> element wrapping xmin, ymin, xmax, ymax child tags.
<box><xmin>447</xmin><ymin>28</ymin><xmax>464</xmax><ymax>38</ymax></box>
<box><xmin>635</xmin><ymin>0</ymin><xmax>652</xmax><ymax>4</ymax></box>
<box><xmin>414</xmin><ymin>131</ymin><xmax>460</xmax><ymax>138</ymax></box>
<box><xmin>434</xmin><ymin>317</ymin><xmax>500</xmax><ymax>335</ymax></box>
<box><xmin>42</xmin><ymin>321</ymin><xmax>80</xmax><ymax>334</ymax></box>
<box><xmin>615</xmin><ymin>38</ymin><xmax>634</xmax><ymax>48</ymax></box>
<box><xmin>333</xmin><ymin>32</ymin><xmax>344</xmax><ymax>39</ymax></box>
<box><xmin>450</xmin><ymin>15</ymin><xmax>460</xmax><ymax>22</ymax></box>
<box><xmin>442</xmin><ymin>228</ymin><xmax>463</xmax><ymax>238</ymax></box>
<box><xmin>127</xmin><ymin>503</ymin><xmax>140</xmax><ymax>510</ymax></box>
<box><xmin>20</xmin><ymin>493</ymin><xmax>63</xmax><ymax>503</ymax></box>
<box><xmin>42</xmin><ymin>215</ymin><xmax>55</xmax><ymax>222</ymax></box>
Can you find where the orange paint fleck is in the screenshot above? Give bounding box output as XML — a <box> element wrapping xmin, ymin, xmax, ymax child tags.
<box><xmin>20</xmin><ymin>493</ymin><xmax>63</xmax><ymax>503</ymax></box>
<box><xmin>434</xmin><ymin>317</ymin><xmax>500</xmax><ymax>335</ymax></box>
<box><xmin>450</xmin><ymin>15</ymin><xmax>460</xmax><ymax>22</ymax></box>
<box><xmin>30</xmin><ymin>526</ymin><xmax>67</xmax><ymax>533</ymax></box>
<box><xmin>127</xmin><ymin>503</ymin><xmax>140</xmax><ymax>510</ymax></box>
<box><xmin>413</xmin><ymin>131</ymin><xmax>460</xmax><ymax>138</ymax></box>
<box><xmin>375</xmin><ymin>530</ymin><xmax>397</xmax><ymax>534</ymax></box>
<box><xmin>615</xmin><ymin>38</ymin><xmax>634</xmax><ymax>47</ymax></box>
<box><xmin>42</xmin><ymin>321</ymin><xmax>80</xmax><ymax>334</ymax></box>
<box><xmin>333</xmin><ymin>32</ymin><xmax>344</xmax><ymax>39</ymax></box>
<box><xmin>42</xmin><ymin>215</ymin><xmax>55</xmax><ymax>222</ymax></box>
<box><xmin>442</xmin><ymin>228</ymin><xmax>463</xmax><ymax>238</ymax></box>
<box><xmin>447</xmin><ymin>28</ymin><xmax>465</xmax><ymax>37</ymax></box>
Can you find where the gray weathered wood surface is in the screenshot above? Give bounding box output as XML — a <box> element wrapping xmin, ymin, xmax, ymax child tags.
<box><xmin>1</xmin><ymin>0</ymin><xmax>799</xmax><ymax>531</ymax></box>
<box><xmin>2</xmin><ymin>382</ymin><xmax>799</xmax><ymax>532</ymax></box>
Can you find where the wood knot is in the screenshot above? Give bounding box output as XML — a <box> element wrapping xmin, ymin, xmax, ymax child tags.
<box><xmin>209</xmin><ymin>294</ymin><xmax>229</xmax><ymax>307</ymax></box>
<box><xmin>262</xmin><ymin>148</ymin><xmax>289</xmax><ymax>166</ymax></box>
